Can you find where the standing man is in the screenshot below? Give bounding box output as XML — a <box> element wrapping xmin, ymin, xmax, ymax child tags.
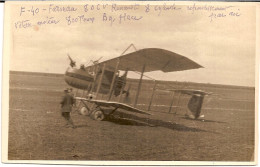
<box><xmin>60</xmin><ymin>88</ymin><xmax>75</xmax><ymax>128</ymax></box>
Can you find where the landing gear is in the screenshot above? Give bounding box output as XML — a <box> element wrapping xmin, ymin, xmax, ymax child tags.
<box><xmin>79</xmin><ymin>105</ymin><xmax>105</xmax><ymax>121</ymax></box>
<box><xmin>79</xmin><ymin>100</ymin><xmax>119</xmax><ymax>121</ymax></box>
<box><xmin>79</xmin><ymin>107</ymin><xmax>90</xmax><ymax>116</ymax></box>
<box><xmin>79</xmin><ymin>100</ymin><xmax>105</xmax><ymax>121</ymax></box>
<box><xmin>91</xmin><ymin>109</ymin><xmax>105</xmax><ymax>121</ymax></box>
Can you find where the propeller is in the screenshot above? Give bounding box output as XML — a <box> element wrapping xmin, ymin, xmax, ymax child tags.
<box><xmin>67</xmin><ymin>54</ymin><xmax>76</xmax><ymax>68</ymax></box>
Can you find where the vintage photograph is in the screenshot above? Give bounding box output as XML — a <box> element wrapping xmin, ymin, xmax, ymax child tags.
<box><xmin>2</xmin><ymin>1</ymin><xmax>259</xmax><ymax>165</ymax></box>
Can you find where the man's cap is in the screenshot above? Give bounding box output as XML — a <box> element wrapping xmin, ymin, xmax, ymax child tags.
<box><xmin>64</xmin><ymin>88</ymin><xmax>73</xmax><ymax>93</ymax></box>
<box><xmin>64</xmin><ymin>88</ymin><xmax>70</xmax><ymax>92</ymax></box>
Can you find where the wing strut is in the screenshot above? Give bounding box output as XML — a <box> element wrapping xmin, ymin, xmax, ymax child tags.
<box><xmin>147</xmin><ymin>81</ymin><xmax>157</xmax><ymax>111</ymax></box>
<box><xmin>168</xmin><ymin>91</ymin><xmax>176</xmax><ymax>113</ymax></box>
<box><xmin>90</xmin><ymin>66</ymin><xmax>99</xmax><ymax>93</ymax></box>
<box><xmin>121</xmin><ymin>43</ymin><xmax>137</xmax><ymax>55</ymax></box>
<box><xmin>118</xmin><ymin>70</ymin><xmax>128</xmax><ymax>102</ymax></box>
<box><xmin>108</xmin><ymin>58</ymin><xmax>120</xmax><ymax>101</ymax></box>
<box><xmin>174</xmin><ymin>92</ymin><xmax>182</xmax><ymax>114</ymax></box>
<box><xmin>96</xmin><ymin>63</ymin><xmax>106</xmax><ymax>99</ymax></box>
<box><xmin>134</xmin><ymin>64</ymin><xmax>146</xmax><ymax>108</ymax></box>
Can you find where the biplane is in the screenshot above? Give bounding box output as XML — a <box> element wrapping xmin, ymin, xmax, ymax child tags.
<box><xmin>64</xmin><ymin>44</ymin><xmax>205</xmax><ymax>121</ymax></box>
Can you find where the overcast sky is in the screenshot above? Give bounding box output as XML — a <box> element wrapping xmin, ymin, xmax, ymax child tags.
<box><xmin>9</xmin><ymin>2</ymin><xmax>256</xmax><ymax>86</ymax></box>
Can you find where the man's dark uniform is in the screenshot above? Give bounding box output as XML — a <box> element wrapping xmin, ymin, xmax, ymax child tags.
<box><xmin>60</xmin><ymin>89</ymin><xmax>75</xmax><ymax>128</ymax></box>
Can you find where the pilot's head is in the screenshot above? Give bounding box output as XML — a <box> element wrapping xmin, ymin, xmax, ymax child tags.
<box><xmin>80</xmin><ymin>64</ymin><xmax>85</xmax><ymax>70</ymax></box>
<box><xmin>68</xmin><ymin>88</ymin><xmax>73</xmax><ymax>93</ymax></box>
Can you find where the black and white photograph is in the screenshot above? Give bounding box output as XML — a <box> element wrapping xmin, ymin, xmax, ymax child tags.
<box><xmin>2</xmin><ymin>1</ymin><xmax>259</xmax><ymax>165</ymax></box>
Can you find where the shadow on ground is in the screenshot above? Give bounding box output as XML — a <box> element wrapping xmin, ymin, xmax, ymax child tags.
<box><xmin>74</xmin><ymin>124</ymin><xmax>89</xmax><ymax>128</ymax></box>
<box><xmin>105</xmin><ymin>112</ymin><xmax>209</xmax><ymax>133</ymax></box>
<box><xmin>181</xmin><ymin>116</ymin><xmax>227</xmax><ymax>124</ymax></box>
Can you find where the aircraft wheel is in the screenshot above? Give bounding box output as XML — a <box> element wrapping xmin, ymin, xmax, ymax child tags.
<box><xmin>79</xmin><ymin>107</ymin><xmax>90</xmax><ymax>116</ymax></box>
<box><xmin>92</xmin><ymin>110</ymin><xmax>105</xmax><ymax>121</ymax></box>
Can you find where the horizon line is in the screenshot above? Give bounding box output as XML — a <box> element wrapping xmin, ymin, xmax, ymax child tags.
<box><xmin>9</xmin><ymin>70</ymin><xmax>255</xmax><ymax>88</ymax></box>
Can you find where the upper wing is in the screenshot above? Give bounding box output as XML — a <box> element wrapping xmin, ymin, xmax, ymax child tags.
<box><xmin>98</xmin><ymin>48</ymin><xmax>203</xmax><ymax>73</ymax></box>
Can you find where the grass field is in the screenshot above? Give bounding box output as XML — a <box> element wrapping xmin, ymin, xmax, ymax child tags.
<box><xmin>8</xmin><ymin>71</ymin><xmax>255</xmax><ymax>161</ymax></box>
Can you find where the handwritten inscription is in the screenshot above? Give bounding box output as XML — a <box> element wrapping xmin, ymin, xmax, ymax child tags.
<box><xmin>153</xmin><ymin>4</ymin><xmax>181</xmax><ymax>16</ymax></box>
<box><xmin>185</xmin><ymin>3</ymin><xmax>242</xmax><ymax>22</ymax></box>
<box><xmin>14</xmin><ymin>3</ymin><xmax>241</xmax><ymax>30</ymax></box>
<box><xmin>20</xmin><ymin>5</ymin><xmax>77</xmax><ymax>16</ymax></box>
<box><xmin>49</xmin><ymin>4</ymin><xmax>77</xmax><ymax>13</ymax></box>
<box><xmin>119</xmin><ymin>13</ymin><xmax>143</xmax><ymax>24</ymax></box>
<box><xmin>84</xmin><ymin>4</ymin><xmax>108</xmax><ymax>12</ymax></box>
<box><xmin>37</xmin><ymin>17</ymin><xmax>60</xmax><ymax>26</ymax></box>
<box><xmin>186</xmin><ymin>4</ymin><xmax>234</xmax><ymax>14</ymax></box>
<box><xmin>66</xmin><ymin>15</ymin><xmax>94</xmax><ymax>25</ymax></box>
<box><xmin>15</xmin><ymin>20</ymin><xmax>32</xmax><ymax>29</ymax></box>
<box><xmin>103</xmin><ymin>13</ymin><xmax>115</xmax><ymax>25</ymax></box>
<box><xmin>111</xmin><ymin>4</ymin><xmax>140</xmax><ymax>12</ymax></box>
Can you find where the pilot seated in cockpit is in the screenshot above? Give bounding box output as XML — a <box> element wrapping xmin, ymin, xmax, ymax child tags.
<box><xmin>80</xmin><ymin>64</ymin><xmax>85</xmax><ymax>70</ymax></box>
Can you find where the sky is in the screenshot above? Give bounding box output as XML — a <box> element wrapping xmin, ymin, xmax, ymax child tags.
<box><xmin>8</xmin><ymin>2</ymin><xmax>257</xmax><ymax>86</ymax></box>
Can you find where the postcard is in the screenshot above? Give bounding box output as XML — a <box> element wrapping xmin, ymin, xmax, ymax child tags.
<box><xmin>2</xmin><ymin>1</ymin><xmax>259</xmax><ymax>165</ymax></box>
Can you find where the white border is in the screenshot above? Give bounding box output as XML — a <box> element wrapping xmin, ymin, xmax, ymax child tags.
<box><xmin>1</xmin><ymin>1</ymin><xmax>259</xmax><ymax>166</ymax></box>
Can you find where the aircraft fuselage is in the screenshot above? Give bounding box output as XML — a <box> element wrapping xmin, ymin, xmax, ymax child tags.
<box><xmin>64</xmin><ymin>66</ymin><xmax>126</xmax><ymax>96</ymax></box>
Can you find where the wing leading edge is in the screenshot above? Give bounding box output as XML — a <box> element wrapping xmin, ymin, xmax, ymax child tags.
<box><xmin>89</xmin><ymin>99</ymin><xmax>151</xmax><ymax>115</ymax></box>
<box><xmin>75</xmin><ymin>97</ymin><xmax>151</xmax><ymax>115</ymax></box>
<box><xmin>99</xmin><ymin>48</ymin><xmax>203</xmax><ymax>73</ymax></box>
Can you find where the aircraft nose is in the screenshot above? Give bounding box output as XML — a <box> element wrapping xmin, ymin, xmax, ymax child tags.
<box><xmin>64</xmin><ymin>68</ymin><xmax>92</xmax><ymax>90</ymax></box>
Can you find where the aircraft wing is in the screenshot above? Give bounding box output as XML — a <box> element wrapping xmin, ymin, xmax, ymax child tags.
<box><xmin>76</xmin><ymin>97</ymin><xmax>151</xmax><ymax>115</ymax></box>
<box><xmin>98</xmin><ymin>48</ymin><xmax>203</xmax><ymax>73</ymax></box>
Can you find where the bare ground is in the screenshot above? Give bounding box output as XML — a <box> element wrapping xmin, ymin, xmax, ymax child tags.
<box><xmin>8</xmin><ymin>72</ymin><xmax>255</xmax><ymax>161</ymax></box>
